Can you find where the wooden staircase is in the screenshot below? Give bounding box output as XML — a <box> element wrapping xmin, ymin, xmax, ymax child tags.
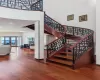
<box><xmin>0</xmin><ymin>0</ymin><xmax>95</xmax><ymax>69</ymax></box>
<box><xmin>44</xmin><ymin>14</ymin><xmax>94</xmax><ymax>69</ymax></box>
<box><xmin>5</xmin><ymin>0</ymin><xmax>94</xmax><ymax>69</ymax></box>
<box><xmin>49</xmin><ymin>52</ymin><xmax>73</xmax><ymax>66</ymax></box>
<box><xmin>26</xmin><ymin>14</ymin><xmax>94</xmax><ymax>69</ymax></box>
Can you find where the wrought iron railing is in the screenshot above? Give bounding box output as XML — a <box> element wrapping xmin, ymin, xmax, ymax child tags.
<box><xmin>46</xmin><ymin>35</ymin><xmax>66</xmax><ymax>58</ymax></box>
<box><xmin>30</xmin><ymin>0</ymin><xmax>43</xmax><ymax>11</ymax></box>
<box><xmin>44</xmin><ymin>14</ymin><xmax>65</xmax><ymax>33</ymax></box>
<box><xmin>66</xmin><ymin>39</ymin><xmax>77</xmax><ymax>48</ymax></box>
<box><xmin>44</xmin><ymin>14</ymin><xmax>67</xmax><ymax>59</ymax></box>
<box><xmin>65</xmin><ymin>25</ymin><xmax>94</xmax><ymax>64</ymax></box>
<box><xmin>0</xmin><ymin>0</ymin><xmax>43</xmax><ymax>11</ymax></box>
<box><xmin>66</xmin><ymin>26</ymin><xmax>93</xmax><ymax>37</ymax></box>
<box><xmin>72</xmin><ymin>33</ymin><xmax>94</xmax><ymax>64</ymax></box>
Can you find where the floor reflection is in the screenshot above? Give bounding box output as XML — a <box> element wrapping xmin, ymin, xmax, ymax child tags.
<box><xmin>0</xmin><ymin>47</ymin><xmax>34</xmax><ymax>61</ymax></box>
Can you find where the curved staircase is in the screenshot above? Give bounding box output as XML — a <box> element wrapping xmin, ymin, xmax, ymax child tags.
<box><xmin>44</xmin><ymin>14</ymin><xmax>94</xmax><ymax>69</ymax></box>
<box><xmin>0</xmin><ymin>0</ymin><xmax>94</xmax><ymax>69</ymax></box>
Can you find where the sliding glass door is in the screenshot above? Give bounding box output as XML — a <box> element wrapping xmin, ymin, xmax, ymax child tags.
<box><xmin>5</xmin><ymin>37</ymin><xmax>10</xmax><ymax>45</ymax></box>
<box><xmin>11</xmin><ymin>37</ymin><xmax>17</xmax><ymax>46</ymax></box>
<box><xmin>0</xmin><ymin>36</ymin><xmax>22</xmax><ymax>47</ymax></box>
<box><xmin>1</xmin><ymin>37</ymin><xmax>4</xmax><ymax>45</ymax></box>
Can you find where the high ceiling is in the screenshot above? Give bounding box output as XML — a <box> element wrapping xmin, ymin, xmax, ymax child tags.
<box><xmin>0</xmin><ymin>17</ymin><xmax>35</xmax><ymax>32</ymax></box>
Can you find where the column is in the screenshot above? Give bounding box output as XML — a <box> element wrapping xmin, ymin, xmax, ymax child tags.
<box><xmin>35</xmin><ymin>20</ymin><xmax>44</xmax><ymax>59</ymax></box>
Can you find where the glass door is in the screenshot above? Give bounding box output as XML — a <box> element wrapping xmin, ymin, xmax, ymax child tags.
<box><xmin>1</xmin><ymin>37</ymin><xmax>4</xmax><ymax>45</ymax></box>
<box><xmin>5</xmin><ymin>37</ymin><xmax>10</xmax><ymax>45</ymax></box>
<box><xmin>0</xmin><ymin>36</ymin><xmax>22</xmax><ymax>47</ymax></box>
<box><xmin>11</xmin><ymin>37</ymin><xmax>17</xmax><ymax>47</ymax></box>
<box><xmin>17</xmin><ymin>37</ymin><xmax>22</xmax><ymax>46</ymax></box>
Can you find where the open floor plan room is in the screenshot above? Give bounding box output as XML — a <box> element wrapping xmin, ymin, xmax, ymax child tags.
<box><xmin>0</xmin><ymin>0</ymin><xmax>99</xmax><ymax>80</ymax></box>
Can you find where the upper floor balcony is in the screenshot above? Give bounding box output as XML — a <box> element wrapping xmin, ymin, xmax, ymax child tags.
<box><xmin>0</xmin><ymin>0</ymin><xmax>43</xmax><ymax>11</ymax></box>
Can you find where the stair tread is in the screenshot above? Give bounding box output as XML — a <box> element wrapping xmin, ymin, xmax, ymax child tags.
<box><xmin>54</xmin><ymin>54</ymin><xmax>73</xmax><ymax>60</ymax></box>
<box><xmin>49</xmin><ymin>57</ymin><xmax>73</xmax><ymax>65</ymax></box>
<box><xmin>60</xmin><ymin>52</ymin><xmax>72</xmax><ymax>54</ymax></box>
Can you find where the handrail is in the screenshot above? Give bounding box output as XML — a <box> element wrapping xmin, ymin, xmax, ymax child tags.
<box><xmin>70</xmin><ymin>32</ymin><xmax>94</xmax><ymax>50</ymax></box>
<box><xmin>45</xmin><ymin>25</ymin><xmax>66</xmax><ymax>46</ymax></box>
<box><xmin>65</xmin><ymin>25</ymin><xmax>94</xmax><ymax>49</ymax></box>
<box><xmin>45</xmin><ymin>14</ymin><xmax>67</xmax><ymax>58</ymax></box>
<box><xmin>45</xmin><ymin>34</ymin><xmax>65</xmax><ymax>46</ymax></box>
<box><xmin>0</xmin><ymin>0</ymin><xmax>43</xmax><ymax>11</ymax></box>
<box><xmin>45</xmin><ymin>14</ymin><xmax>63</xmax><ymax>28</ymax></box>
<box><xmin>44</xmin><ymin>14</ymin><xmax>66</xmax><ymax>33</ymax></box>
<box><xmin>46</xmin><ymin>34</ymin><xmax>66</xmax><ymax>58</ymax></box>
<box><xmin>64</xmin><ymin>25</ymin><xmax>94</xmax><ymax>63</ymax></box>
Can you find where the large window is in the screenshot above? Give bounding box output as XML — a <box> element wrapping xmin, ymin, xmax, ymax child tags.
<box><xmin>1</xmin><ymin>37</ymin><xmax>4</xmax><ymax>44</ymax></box>
<box><xmin>11</xmin><ymin>37</ymin><xmax>16</xmax><ymax>46</ymax></box>
<box><xmin>0</xmin><ymin>36</ymin><xmax>22</xmax><ymax>46</ymax></box>
<box><xmin>5</xmin><ymin>37</ymin><xmax>10</xmax><ymax>45</ymax></box>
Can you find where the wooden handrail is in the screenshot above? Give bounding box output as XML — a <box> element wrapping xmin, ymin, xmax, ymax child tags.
<box><xmin>64</xmin><ymin>25</ymin><xmax>93</xmax><ymax>32</ymax></box>
<box><xmin>45</xmin><ymin>34</ymin><xmax>66</xmax><ymax>46</ymax></box>
<box><xmin>70</xmin><ymin>32</ymin><xmax>94</xmax><ymax>50</ymax></box>
<box><xmin>45</xmin><ymin>14</ymin><xmax>64</xmax><ymax>28</ymax></box>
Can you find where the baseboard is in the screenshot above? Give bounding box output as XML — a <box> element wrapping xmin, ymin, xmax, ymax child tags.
<box><xmin>96</xmin><ymin>64</ymin><xmax>100</xmax><ymax>66</ymax></box>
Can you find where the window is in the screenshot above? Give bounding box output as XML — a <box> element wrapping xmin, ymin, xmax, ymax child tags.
<box><xmin>1</xmin><ymin>37</ymin><xmax>4</xmax><ymax>45</ymax></box>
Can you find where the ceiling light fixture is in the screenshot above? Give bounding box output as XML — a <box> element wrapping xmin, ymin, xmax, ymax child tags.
<box><xmin>20</xmin><ymin>31</ymin><xmax>25</xmax><ymax>32</ymax></box>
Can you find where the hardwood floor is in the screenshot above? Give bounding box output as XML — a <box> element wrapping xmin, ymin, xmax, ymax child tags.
<box><xmin>0</xmin><ymin>47</ymin><xmax>99</xmax><ymax>80</ymax></box>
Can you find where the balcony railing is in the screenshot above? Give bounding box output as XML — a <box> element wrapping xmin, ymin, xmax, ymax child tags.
<box><xmin>0</xmin><ymin>0</ymin><xmax>43</xmax><ymax>11</ymax></box>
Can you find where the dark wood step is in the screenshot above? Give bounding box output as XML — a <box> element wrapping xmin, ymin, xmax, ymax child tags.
<box><xmin>54</xmin><ymin>54</ymin><xmax>73</xmax><ymax>60</ymax></box>
<box><xmin>49</xmin><ymin>57</ymin><xmax>73</xmax><ymax>66</ymax></box>
<box><xmin>60</xmin><ymin>52</ymin><xmax>72</xmax><ymax>55</ymax></box>
<box><xmin>66</xmin><ymin>34</ymin><xmax>82</xmax><ymax>41</ymax></box>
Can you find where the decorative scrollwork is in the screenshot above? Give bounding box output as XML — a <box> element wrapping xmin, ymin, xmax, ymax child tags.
<box><xmin>44</xmin><ymin>14</ymin><xmax>65</xmax><ymax>33</ymax></box>
<box><xmin>66</xmin><ymin>26</ymin><xmax>93</xmax><ymax>37</ymax></box>
<box><xmin>73</xmin><ymin>33</ymin><xmax>94</xmax><ymax>62</ymax></box>
<box><xmin>30</xmin><ymin>0</ymin><xmax>43</xmax><ymax>11</ymax></box>
<box><xmin>47</xmin><ymin>35</ymin><xmax>66</xmax><ymax>57</ymax></box>
<box><xmin>0</xmin><ymin>0</ymin><xmax>43</xmax><ymax>11</ymax></box>
<box><xmin>65</xmin><ymin>26</ymin><xmax>94</xmax><ymax>64</ymax></box>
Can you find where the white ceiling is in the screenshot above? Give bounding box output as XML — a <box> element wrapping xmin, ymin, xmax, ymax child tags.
<box><xmin>0</xmin><ymin>17</ymin><xmax>35</xmax><ymax>32</ymax></box>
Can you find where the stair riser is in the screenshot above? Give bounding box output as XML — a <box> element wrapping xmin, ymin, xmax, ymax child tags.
<box><xmin>48</xmin><ymin>59</ymin><xmax>73</xmax><ymax>67</ymax></box>
<box><xmin>54</xmin><ymin>56</ymin><xmax>73</xmax><ymax>61</ymax></box>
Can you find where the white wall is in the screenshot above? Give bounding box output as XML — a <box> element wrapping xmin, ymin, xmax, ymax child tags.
<box><xmin>0</xmin><ymin>32</ymin><xmax>22</xmax><ymax>36</ymax></box>
<box><xmin>0</xmin><ymin>7</ymin><xmax>44</xmax><ymax>21</ymax></box>
<box><xmin>22</xmin><ymin>32</ymin><xmax>55</xmax><ymax>45</ymax></box>
<box><xmin>44</xmin><ymin>0</ymin><xmax>96</xmax><ymax>30</ymax></box>
<box><xmin>96</xmin><ymin>0</ymin><xmax>100</xmax><ymax>65</ymax></box>
<box><xmin>22</xmin><ymin>32</ymin><xmax>35</xmax><ymax>45</ymax></box>
<box><xmin>46</xmin><ymin>35</ymin><xmax>56</xmax><ymax>44</ymax></box>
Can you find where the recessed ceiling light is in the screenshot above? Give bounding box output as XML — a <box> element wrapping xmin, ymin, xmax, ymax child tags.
<box><xmin>20</xmin><ymin>31</ymin><xmax>25</xmax><ymax>32</ymax></box>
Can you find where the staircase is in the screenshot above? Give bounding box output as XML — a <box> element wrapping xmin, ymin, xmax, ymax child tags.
<box><xmin>0</xmin><ymin>0</ymin><xmax>94</xmax><ymax>69</ymax></box>
<box><xmin>44</xmin><ymin>14</ymin><xmax>94</xmax><ymax>69</ymax></box>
